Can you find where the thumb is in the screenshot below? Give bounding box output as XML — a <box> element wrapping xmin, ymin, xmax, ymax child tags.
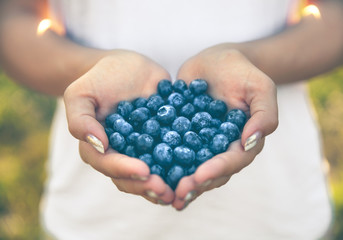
<box><xmin>64</xmin><ymin>84</ymin><xmax>108</xmax><ymax>154</ymax></box>
<box><xmin>176</xmin><ymin>58</ymin><xmax>202</xmax><ymax>83</ymax></box>
<box><xmin>241</xmin><ymin>76</ymin><xmax>279</xmax><ymax>151</ymax></box>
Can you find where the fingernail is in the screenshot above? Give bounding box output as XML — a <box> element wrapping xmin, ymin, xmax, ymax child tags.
<box><xmin>184</xmin><ymin>190</ymin><xmax>197</xmax><ymax>202</ymax></box>
<box><xmin>244</xmin><ymin>131</ymin><xmax>262</xmax><ymax>152</ymax></box>
<box><xmin>86</xmin><ymin>134</ymin><xmax>105</xmax><ymax>154</ymax></box>
<box><xmin>178</xmin><ymin>190</ymin><xmax>197</xmax><ymax>211</ymax></box>
<box><xmin>198</xmin><ymin>179</ymin><xmax>212</xmax><ymax>188</ymax></box>
<box><xmin>181</xmin><ymin>200</ymin><xmax>191</xmax><ymax>211</ymax></box>
<box><xmin>181</xmin><ymin>197</ymin><xmax>195</xmax><ymax>211</ymax></box>
<box><xmin>157</xmin><ymin>199</ymin><xmax>169</xmax><ymax>206</ymax></box>
<box><xmin>146</xmin><ymin>190</ymin><xmax>159</xmax><ymax>199</ymax></box>
<box><xmin>131</xmin><ymin>174</ymin><xmax>149</xmax><ymax>181</ymax></box>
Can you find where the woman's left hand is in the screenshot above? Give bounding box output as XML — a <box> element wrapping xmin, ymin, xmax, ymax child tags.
<box><xmin>172</xmin><ymin>45</ymin><xmax>279</xmax><ymax>210</ymax></box>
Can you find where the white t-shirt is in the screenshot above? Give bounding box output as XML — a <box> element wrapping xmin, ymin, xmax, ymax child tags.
<box><xmin>42</xmin><ymin>1</ymin><xmax>333</xmax><ymax>239</ymax></box>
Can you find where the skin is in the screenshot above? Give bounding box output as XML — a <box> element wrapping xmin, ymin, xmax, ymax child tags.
<box><xmin>1</xmin><ymin>0</ymin><xmax>343</xmax><ymax>209</ymax></box>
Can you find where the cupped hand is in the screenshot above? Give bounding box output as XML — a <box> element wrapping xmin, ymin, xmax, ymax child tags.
<box><xmin>64</xmin><ymin>50</ymin><xmax>174</xmax><ymax>205</ymax></box>
<box><xmin>172</xmin><ymin>45</ymin><xmax>279</xmax><ymax>210</ymax></box>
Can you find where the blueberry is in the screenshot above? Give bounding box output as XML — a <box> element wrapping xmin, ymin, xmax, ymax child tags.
<box><xmin>156</xmin><ymin>105</ymin><xmax>177</xmax><ymax>125</ymax></box>
<box><xmin>142</xmin><ymin>119</ymin><xmax>161</xmax><ymax>138</ymax></box>
<box><xmin>162</xmin><ymin>131</ymin><xmax>182</xmax><ymax>148</ymax></box>
<box><xmin>157</xmin><ymin>79</ymin><xmax>173</xmax><ymax>97</ymax></box>
<box><xmin>196</xmin><ymin>148</ymin><xmax>214</xmax><ymax>165</ymax></box>
<box><xmin>183</xmin><ymin>131</ymin><xmax>202</xmax><ymax>151</ymax></box>
<box><xmin>150</xmin><ymin>164</ymin><xmax>166</xmax><ymax>179</ymax></box>
<box><xmin>173</xmin><ymin>79</ymin><xmax>188</xmax><ymax>93</ymax></box>
<box><xmin>133</xmin><ymin>97</ymin><xmax>147</xmax><ymax>108</ymax></box>
<box><xmin>128</xmin><ymin>107</ymin><xmax>150</xmax><ymax>129</ymax></box>
<box><xmin>207</xmin><ymin>100</ymin><xmax>228</xmax><ymax>118</ymax></box>
<box><xmin>113</xmin><ymin>118</ymin><xmax>134</xmax><ymax>136</ymax></box>
<box><xmin>135</xmin><ymin>134</ymin><xmax>154</xmax><ymax>153</ymax></box>
<box><xmin>167</xmin><ymin>92</ymin><xmax>186</xmax><ymax>110</ymax></box>
<box><xmin>189</xmin><ymin>79</ymin><xmax>208</xmax><ymax>95</ymax></box>
<box><xmin>174</xmin><ymin>146</ymin><xmax>195</xmax><ymax>167</ymax></box>
<box><xmin>124</xmin><ymin>145</ymin><xmax>137</xmax><ymax>158</ymax></box>
<box><xmin>191</xmin><ymin>112</ymin><xmax>212</xmax><ymax>132</ymax></box>
<box><xmin>126</xmin><ymin>132</ymin><xmax>140</xmax><ymax>145</ymax></box>
<box><xmin>225</xmin><ymin>109</ymin><xmax>247</xmax><ymax>131</ymax></box>
<box><xmin>116</xmin><ymin>101</ymin><xmax>134</xmax><ymax>119</ymax></box>
<box><xmin>199</xmin><ymin>127</ymin><xmax>217</xmax><ymax>144</ymax></box>
<box><xmin>109</xmin><ymin>132</ymin><xmax>126</xmax><ymax>152</ymax></box>
<box><xmin>160</xmin><ymin>126</ymin><xmax>171</xmax><ymax>139</ymax></box>
<box><xmin>105</xmin><ymin>127</ymin><xmax>114</xmax><ymax>138</ymax></box>
<box><xmin>193</xmin><ymin>94</ymin><xmax>213</xmax><ymax>111</ymax></box>
<box><xmin>219</xmin><ymin>122</ymin><xmax>240</xmax><ymax>142</ymax></box>
<box><xmin>166</xmin><ymin>165</ymin><xmax>186</xmax><ymax>190</ymax></box>
<box><xmin>172</xmin><ymin>116</ymin><xmax>191</xmax><ymax>136</ymax></box>
<box><xmin>104</xmin><ymin>78</ymin><xmax>248</xmax><ymax>189</ymax></box>
<box><xmin>210</xmin><ymin>134</ymin><xmax>229</xmax><ymax>154</ymax></box>
<box><xmin>146</xmin><ymin>94</ymin><xmax>165</xmax><ymax>114</ymax></box>
<box><xmin>153</xmin><ymin>143</ymin><xmax>173</xmax><ymax>168</ymax></box>
<box><xmin>183</xmin><ymin>89</ymin><xmax>195</xmax><ymax>103</ymax></box>
<box><xmin>105</xmin><ymin>113</ymin><xmax>123</xmax><ymax>128</ymax></box>
<box><xmin>180</xmin><ymin>103</ymin><xmax>196</xmax><ymax>119</ymax></box>
<box><xmin>211</xmin><ymin>118</ymin><xmax>222</xmax><ymax>128</ymax></box>
<box><xmin>149</xmin><ymin>115</ymin><xmax>158</xmax><ymax>121</ymax></box>
<box><xmin>139</xmin><ymin>153</ymin><xmax>154</xmax><ymax>167</ymax></box>
<box><xmin>186</xmin><ymin>165</ymin><xmax>197</xmax><ymax>175</ymax></box>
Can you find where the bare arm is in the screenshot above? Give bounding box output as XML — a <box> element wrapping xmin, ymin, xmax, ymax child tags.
<box><xmin>0</xmin><ymin>0</ymin><xmax>175</xmax><ymax>205</ymax></box>
<box><xmin>236</xmin><ymin>0</ymin><xmax>343</xmax><ymax>84</ymax></box>
<box><xmin>0</xmin><ymin>0</ymin><xmax>108</xmax><ymax>96</ymax></box>
<box><xmin>173</xmin><ymin>0</ymin><xmax>343</xmax><ymax>210</ymax></box>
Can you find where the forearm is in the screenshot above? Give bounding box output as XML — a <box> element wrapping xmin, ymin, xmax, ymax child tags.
<box><xmin>233</xmin><ymin>1</ymin><xmax>343</xmax><ymax>84</ymax></box>
<box><xmin>0</xmin><ymin>0</ymin><xmax>108</xmax><ymax>96</ymax></box>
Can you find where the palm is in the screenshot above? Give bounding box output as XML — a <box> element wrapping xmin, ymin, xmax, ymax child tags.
<box><xmin>82</xmin><ymin>52</ymin><xmax>170</xmax><ymax>122</ymax></box>
<box><xmin>65</xmin><ymin>50</ymin><xmax>175</xmax><ymax>205</ymax></box>
<box><xmin>172</xmin><ymin>47</ymin><xmax>278</xmax><ymax>210</ymax></box>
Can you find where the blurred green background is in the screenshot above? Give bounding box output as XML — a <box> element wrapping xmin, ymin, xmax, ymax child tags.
<box><xmin>0</xmin><ymin>66</ymin><xmax>342</xmax><ymax>239</ymax></box>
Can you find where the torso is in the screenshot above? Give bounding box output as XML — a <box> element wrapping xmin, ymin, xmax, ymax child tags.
<box><xmin>43</xmin><ymin>1</ymin><xmax>332</xmax><ymax>239</ymax></box>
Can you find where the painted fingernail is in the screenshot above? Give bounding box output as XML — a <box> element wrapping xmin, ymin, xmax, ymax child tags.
<box><xmin>184</xmin><ymin>190</ymin><xmax>197</xmax><ymax>202</ymax></box>
<box><xmin>131</xmin><ymin>174</ymin><xmax>149</xmax><ymax>181</ymax></box>
<box><xmin>182</xmin><ymin>197</ymin><xmax>195</xmax><ymax>210</ymax></box>
<box><xmin>178</xmin><ymin>190</ymin><xmax>197</xmax><ymax>211</ymax></box>
<box><xmin>198</xmin><ymin>179</ymin><xmax>212</xmax><ymax>188</ymax></box>
<box><xmin>157</xmin><ymin>199</ymin><xmax>169</xmax><ymax>206</ymax></box>
<box><xmin>86</xmin><ymin>134</ymin><xmax>104</xmax><ymax>154</ymax></box>
<box><xmin>146</xmin><ymin>190</ymin><xmax>159</xmax><ymax>199</ymax></box>
<box><xmin>181</xmin><ymin>201</ymin><xmax>191</xmax><ymax>210</ymax></box>
<box><xmin>244</xmin><ymin>131</ymin><xmax>262</xmax><ymax>152</ymax></box>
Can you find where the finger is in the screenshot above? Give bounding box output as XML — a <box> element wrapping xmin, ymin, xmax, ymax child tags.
<box><xmin>172</xmin><ymin>175</ymin><xmax>197</xmax><ymax>210</ymax></box>
<box><xmin>172</xmin><ymin>132</ymin><xmax>264</xmax><ymax>211</ymax></box>
<box><xmin>79</xmin><ymin>141</ymin><xmax>150</xmax><ymax>180</ymax></box>
<box><xmin>64</xmin><ymin>81</ymin><xmax>108</xmax><ymax>153</ymax></box>
<box><xmin>112</xmin><ymin>175</ymin><xmax>175</xmax><ymax>205</ymax></box>
<box><xmin>171</xmin><ymin>141</ymin><xmax>258</xmax><ymax>211</ymax></box>
<box><xmin>193</xmin><ymin>139</ymin><xmax>264</xmax><ymax>186</ymax></box>
<box><xmin>176</xmin><ymin>58</ymin><xmax>202</xmax><ymax>83</ymax></box>
<box><xmin>241</xmin><ymin>73</ymin><xmax>278</xmax><ymax>151</ymax></box>
<box><xmin>172</xmin><ymin>175</ymin><xmax>231</xmax><ymax>211</ymax></box>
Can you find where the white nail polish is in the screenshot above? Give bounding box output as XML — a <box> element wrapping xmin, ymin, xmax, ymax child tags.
<box><xmin>199</xmin><ymin>179</ymin><xmax>212</xmax><ymax>188</ymax></box>
<box><xmin>184</xmin><ymin>190</ymin><xmax>197</xmax><ymax>202</ymax></box>
<box><xmin>131</xmin><ymin>174</ymin><xmax>149</xmax><ymax>181</ymax></box>
<box><xmin>244</xmin><ymin>132</ymin><xmax>262</xmax><ymax>152</ymax></box>
<box><xmin>86</xmin><ymin>134</ymin><xmax>105</xmax><ymax>154</ymax></box>
<box><xmin>146</xmin><ymin>190</ymin><xmax>158</xmax><ymax>199</ymax></box>
<box><xmin>157</xmin><ymin>199</ymin><xmax>169</xmax><ymax>206</ymax></box>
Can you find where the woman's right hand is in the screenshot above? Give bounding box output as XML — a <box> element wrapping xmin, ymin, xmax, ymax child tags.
<box><xmin>64</xmin><ymin>50</ymin><xmax>175</xmax><ymax>205</ymax></box>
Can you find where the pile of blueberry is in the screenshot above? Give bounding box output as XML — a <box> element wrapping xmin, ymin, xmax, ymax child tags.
<box><xmin>104</xmin><ymin>79</ymin><xmax>247</xmax><ymax>190</ymax></box>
